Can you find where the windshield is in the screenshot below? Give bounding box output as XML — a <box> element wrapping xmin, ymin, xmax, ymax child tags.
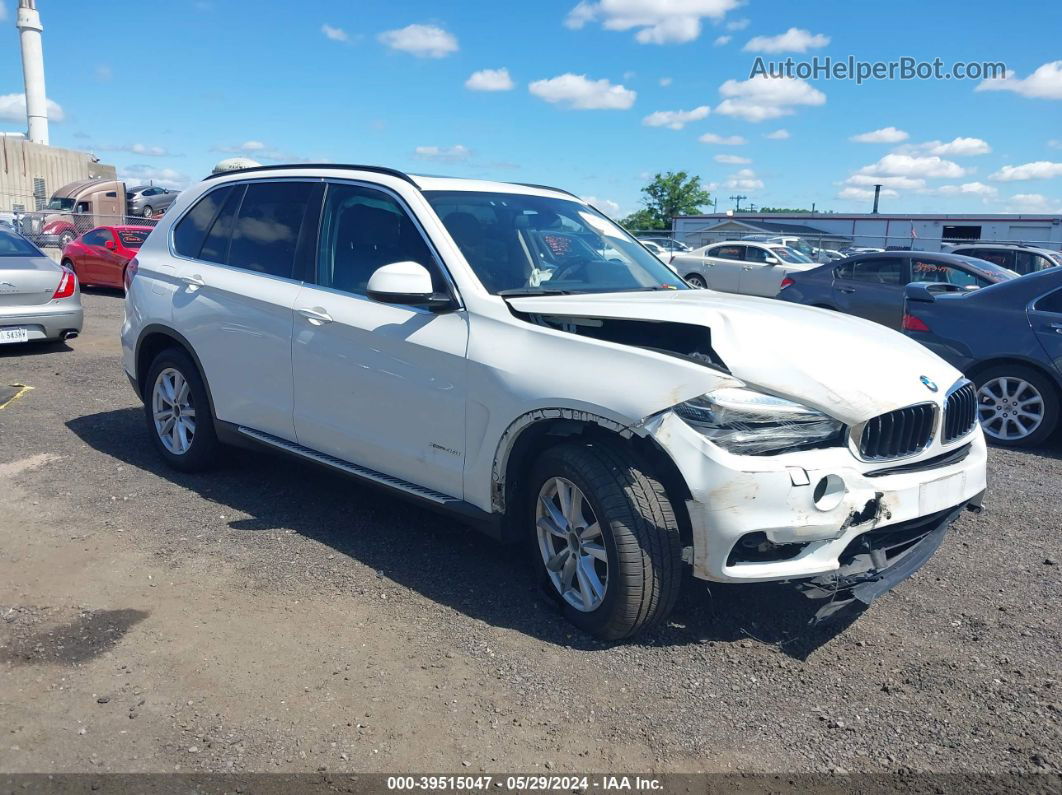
<box><xmin>117</xmin><ymin>229</ymin><xmax>149</xmax><ymax>248</ymax></box>
<box><xmin>45</xmin><ymin>197</ymin><xmax>76</xmax><ymax>211</ymax></box>
<box><xmin>770</xmin><ymin>246</ymin><xmax>812</xmax><ymax>264</ymax></box>
<box><xmin>781</xmin><ymin>238</ymin><xmax>815</xmax><ymax>256</ymax></box>
<box><xmin>0</xmin><ymin>230</ymin><xmax>45</xmax><ymax>257</ymax></box>
<box><xmin>425</xmin><ymin>191</ymin><xmax>687</xmax><ymax>295</ymax></box>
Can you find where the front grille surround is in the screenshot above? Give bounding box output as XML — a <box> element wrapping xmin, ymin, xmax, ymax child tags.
<box><xmin>942</xmin><ymin>380</ymin><xmax>977</xmax><ymax>443</ymax></box>
<box><xmin>852</xmin><ymin>402</ymin><xmax>937</xmax><ymax>462</ymax></box>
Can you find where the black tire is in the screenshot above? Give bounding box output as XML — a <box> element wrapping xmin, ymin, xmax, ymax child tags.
<box><xmin>142</xmin><ymin>206</ymin><xmax>154</xmax><ymax>218</ymax></box>
<box><xmin>685</xmin><ymin>273</ymin><xmax>707</xmax><ymax>289</ymax></box>
<box><xmin>528</xmin><ymin>443</ymin><xmax>683</xmax><ymax>641</ymax></box>
<box><xmin>973</xmin><ymin>364</ymin><xmax>1060</xmax><ymax>448</ymax></box>
<box><xmin>143</xmin><ymin>347</ymin><xmax>219</xmax><ymax>471</ymax></box>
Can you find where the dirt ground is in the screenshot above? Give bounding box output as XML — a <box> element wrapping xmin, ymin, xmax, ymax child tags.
<box><xmin>1</xmin><ymin>290</ymin><xmax>1060</xmax><ymax>776</ymax></box>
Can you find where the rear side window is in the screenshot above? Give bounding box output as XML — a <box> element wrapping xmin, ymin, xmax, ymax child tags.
<box><xmin>1036</xmin><ymin>288</ymin><xmax>1062</xmax><ymax>314</ymax></box>
<box><xmin>227</xmin><ymin>182</ymin><xmax>315</xmax><ymax>279</ymax></box>
<box><xmin>840</xmin><ymin>258</ymin><xmax>904</xmax><ymax>284</ymax></box>
<box><xmin>199</xmin><ymin>186</ymin><xmax>244</xmax><ymax>264</ymax></box>
<box><xmin>912</xmin><ymin>258</ymin><xmax>981</xmax><ymax>287</ymax></box>
<box><xmin>173</xmin><ymin>186</ymin><xmax>234</xmax><ymax>258</ymax></box>
<box><xmin>709</xmin><ymin>245</ymin><xmax>743</xmax><ymax>260</ymax></box>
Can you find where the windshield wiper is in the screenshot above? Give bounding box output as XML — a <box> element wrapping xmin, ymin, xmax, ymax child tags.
<box><xmin>497</xmin><ymin>287</ymin><xmax>574</xmax><ymax>296</ymax></box>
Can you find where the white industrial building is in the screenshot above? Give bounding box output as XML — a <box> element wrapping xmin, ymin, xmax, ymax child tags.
<box><xmin>672</xmin><ymin>212</ymin><xmax>1062</xmax><ymax>252</ymax></box>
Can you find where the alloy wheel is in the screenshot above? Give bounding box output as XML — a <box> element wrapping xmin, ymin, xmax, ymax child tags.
<box><xmin>152</xmin><ymin>367</ymin><xmax>197</xmax><ymax>455</ymax></box>
<box><xmin>535</xmin><ymin>476</ymin><xmax>608</xmax><ymax>612</ymax></box>
<box><xmin>685</xmin><ymin>274</ymin><xmax>707</xmax><ymax>289</ymax></box>
<box><xmin>977</xmin><ymin>376</ymin><xmax>1044</xmax><ymax>442</ymax></box>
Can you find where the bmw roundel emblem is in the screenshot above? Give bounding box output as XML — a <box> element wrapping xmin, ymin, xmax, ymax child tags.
<box><xmin>920</xmin><ymin>375</ymin><xmax>939</xmax><ymax>393</ymax></box>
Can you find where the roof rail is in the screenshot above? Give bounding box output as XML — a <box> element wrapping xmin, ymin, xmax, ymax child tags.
<box><xmin>512</xmin><ymin>182</ymin><xmax>581</xmax><ymax>199</ymax></box>
<box><xmin>202</xmin><ymin>163</ymin><xmax>418</xmax><ymax>186</ymax></box>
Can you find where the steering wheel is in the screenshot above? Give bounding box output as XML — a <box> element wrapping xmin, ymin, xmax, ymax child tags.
<box><xmin>549</xmin><ymin>256</ymin><xmax>593</xmax><ymax>283</ymax></box>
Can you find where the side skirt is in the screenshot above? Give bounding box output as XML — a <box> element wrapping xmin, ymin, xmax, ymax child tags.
<box><xmin>216</xmin><ymin>422</ymin><xmax>506</xmax><ymax>540</ymax></box>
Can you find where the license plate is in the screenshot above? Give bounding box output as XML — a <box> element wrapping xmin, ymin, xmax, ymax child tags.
<box><xmin>918</xmin><ymin>472</ymin><xmax>966</xmax><ymax>514</ymax></box>
<box><xmin>0</xmin><ymin>327</ymin><xmax>28</xmax><ymax>344</ymax></box>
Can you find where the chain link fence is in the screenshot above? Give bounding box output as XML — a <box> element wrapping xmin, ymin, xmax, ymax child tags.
<box><xmin>2</xmin><ymin>210</ymin><xmax>160</xmax><ymax>249</ymax></box>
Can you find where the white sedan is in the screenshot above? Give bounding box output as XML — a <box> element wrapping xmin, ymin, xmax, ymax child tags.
<box><xmin>671</xmin><ymin>240</ymin><xmax>819</xmax><ymax>297</ymax></box>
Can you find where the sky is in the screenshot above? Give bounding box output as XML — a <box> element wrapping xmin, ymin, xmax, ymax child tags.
<box><xmin>1</xmin><ymin>0</ymin><xmax>1061</xmax><ymax>219</ymax></box>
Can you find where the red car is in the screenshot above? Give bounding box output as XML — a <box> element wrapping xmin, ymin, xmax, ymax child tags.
<box><xmin>61</xmin><ymin>225</ymin><xmax>152</xmax><ymax>291</ymax></box>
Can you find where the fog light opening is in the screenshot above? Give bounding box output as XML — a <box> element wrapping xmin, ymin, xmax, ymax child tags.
<box><xmin>726</xmin><ymin>532</ymin><xmax>809</xmax><ymax>566</ymax></box>
<box><xmin>813</xmin><ymin>474</ymin><xmax>846</xmax><ymax>512</ymax></box>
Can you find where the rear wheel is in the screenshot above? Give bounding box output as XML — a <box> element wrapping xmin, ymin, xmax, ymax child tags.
<box><xmin>685</xmin><ymin>273</ymin><xmax>707</xmax><ymax>289</ymax></box>
<box><xmin>144</xmin><ymin>348</ymin><xmax>219</xmax><ymax>471</ymax></box>
<box><xmin>974</xmin><ymin>364</ymin><xmax>1059</xmax><ymax>448</ymax></box>
<box><xmin>529</xmin><ymin>443</ymin><xmax>683</xmax><ymax>641</ymax></box>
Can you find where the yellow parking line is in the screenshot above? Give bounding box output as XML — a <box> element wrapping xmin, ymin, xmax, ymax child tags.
<box><xmin>0</xmin><ymin>384</ymin><xmax>33</xmax><ymax>410</ymax></box>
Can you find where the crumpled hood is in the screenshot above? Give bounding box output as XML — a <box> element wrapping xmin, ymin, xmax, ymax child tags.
<box><xmin>506</xmin><ymin>290</ymin><xmax>963</xmax><ymax>424</ymax></box>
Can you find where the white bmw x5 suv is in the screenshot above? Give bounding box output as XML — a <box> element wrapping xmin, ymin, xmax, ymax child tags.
<box><xmin>122</xmin><ymin>165</ymin><xmax>987</xmax><ymax>640</ymax></box>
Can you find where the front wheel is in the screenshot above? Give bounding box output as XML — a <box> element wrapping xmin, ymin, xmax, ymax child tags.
<box><xmin>974</xmin><ymin>365</ymin><xmax>1059</xmax><ymax>448</ymax></box>
<box><xmin>58</xmin><ymin>231</ymin><xmax>75</xmax><ymax>248</ymax></box>
<box><xmin>685</xmin><ymin>273</ymin><xmax>707</xmax><ymax>289</ymax></box>
<box><xmin>142</xmin><ymin>206</ymin><xmax>154</xmax><ymax>218</ymax></box>
<box><xmin>144</xmin><ymin>348</ymin><xmax>219</xmax><ymax>471</ymax></box>
<box><xmin>529</xmin><ymin>443</ymin><xmax>683</xmax><ymax>641</ymax></box>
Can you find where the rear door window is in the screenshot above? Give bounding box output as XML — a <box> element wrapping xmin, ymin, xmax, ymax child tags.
<box><xmin>912</xmin><ymin>258</ymin><xmax>981</xmax><ymax>287</ymax></box>
<box><xmin>227</xmin><ymin>182</ymin><xmax>315</xmax><ymax>279</ymax></box>
<box><xmin>708</xmin><ymin>245</ymin><xmax>743</xmax><ymax>260</ymax></box>
<box><xmin>841</xmin><ymin>257</ymin><xmax>904</xmax><ymax>284</ymax></box>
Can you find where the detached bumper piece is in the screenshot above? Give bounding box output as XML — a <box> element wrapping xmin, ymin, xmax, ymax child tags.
<box><xmin>798</xmin><ymin>497</ymin><xmax>979</xmax><ymax>623</ymax></box>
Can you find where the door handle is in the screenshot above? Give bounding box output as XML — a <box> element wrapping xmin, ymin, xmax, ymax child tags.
<box><xmin>1048</xmin><ymin>322</ymin><xmax>1062</xmax><ymax>334</ymax></box>
<box><xmin>297</xmin><ymin>307</ymin><xmax>333</xmax><ymax>325</ymax></box>
<box><xmin>181</xmin><ymin>274</ymin><xmax>205</xmax><ymax>291</ymax></box>
<box><xmin>839</xmin><ymin>287</ymin><xmax>856</xmax><ymax>294</ymax></box>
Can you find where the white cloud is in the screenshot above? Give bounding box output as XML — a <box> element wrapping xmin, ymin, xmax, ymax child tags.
<box><xmin>912</xmin><ymin>137</ymin><xmax>991</xmax><ymax>156</ymax></box>
<box><xmin>95</xmin><ymin>65</ymin><xmax>113</xmax><ymax>82</ymax></box>
<box><xmin>764</xmin><ymin>128</ymin><xmax>790</xmax><ymax>140</ymax></box>
<box><xmin>321</xmin><ymin>24</ymin><xmax>349</xmax><ymax>42</ymax></box>
<box><xmin>845</xmin><ymin>174</ymin><xmax>925</xmax><ymax>191</ymax></box>
<box><xmin>118</xmin><ymin>165</ymin><xmax>188</xmax><ymax>190</ymax></box>
<box><xmin>642</xmin><ymin>105</ymin><xmax>710</xmax><ymax>130</ymax></box>
<box><xmin>743</xmin><ymin>28</ymin><xmax>830</xmax><ymax>54</ymax></box>
<box><xmin>856</xmin><ymin>153</ymin><xmax>966</xmax><ymax>179</ymax></box>
<box><xmin>929</xmin><ymin>181</ymin><xmax>998</xmax><ymax>197</ymax></box>
<box><xmin>838</xmin><ymin>186</ymin><xmax>898</xmax><ymax>201</ymax></box>
<box><xmin>0</xmin><ymin>4</ymin><xmax>6</xmax><ymax>22</ymax></box>
<box><xmin>725</xmin><ymin>18</ymin><xmax>749</xmax><ymax>30</ymax></box>
<box><xmin>581</xmin><ymin>196</ymin><xmax>621</xmax><ymax>216</ymax></box>
<box><xmin>378</xmin><ymin>24</ymin><xmax>458</xmax><ymax>58</ymax></box>
<box><xmin>714</xmin><ymin>154</ymin><xmax>750</xmax><ymax>164</ymax></box>
<box><xmin>715</xmin><ymin>76</ymin><xmax>825</xmax><ymax>122</ymax></box>
<box><xmin>1050</xmin><ymin>139</ymin><xmax>1062</xmax><ymax>150</ymax></box>
<box><xmin>529</xmin><ymin>73</ymin><xmax>636</xmax><ymax>110</ymax></box>
<box><xmin>659</xmin><ymin>77</ymin><xmax>672</xmax><ymax>87</ymax></box>
<box><xmin>465</xmin><ymin>68</ymin><xmax>515</xmax><ymax>92</ymax></box>
<box><xmin>723</xmin><ymin>168</ymin><xmax>763</xmax><ymax>190</ymax></box>
<box><xmin>94</xmin><ymin>143</ymin><xmax>172</xmax><ymax>157</ymax></box>
<box><xmin>713</xmin><ymin>35</ymin><xmax>731</xmax><ymax>46</ymax></box>
<box><xmin>976</xmin><ymin>61</ymin><xmax>1062</xmax><ymax>100</ymax></box>
<box><xmin>213</xmin><ymin>140</ymin><xmax>312</xmax><ymax>163</ymax></box>
<box><xmin>989</xmin><ymin>161</ymin><xmax>1062</xmax><ymax>181</ymax></box>
<box><xmin>699</xmin><ymin>132</ymin><xmax>746</xmax><ymax>145</ymax></box>
<box><xmin>414</xmin><ymin>145</ymin><xmax>471</xmax><ymax>163</ymax></box>
<box><xmin>1004</xmin><ymin>193</ymin><xmax>1062</xmax><ymax>212</ymax></box>
<box><xmin>563</xmin><ymin>0</ymin><xmax>744</xmax><ymax>44</ymax></box>
<box><xmin>850</xmin><ymin>126</ymin><xmax>909</xmax><ymax>143</ymax></box>
<box><xmin>0</xmin><ymin>93</ymin><xmax>65</xmax><ymax>123</ymax></box>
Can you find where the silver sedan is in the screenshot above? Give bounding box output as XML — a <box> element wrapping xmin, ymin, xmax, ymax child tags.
<box><xmin>0</xmin><ymin>230</ymin><xmax>83</xmax><ymax>345</ymax></box>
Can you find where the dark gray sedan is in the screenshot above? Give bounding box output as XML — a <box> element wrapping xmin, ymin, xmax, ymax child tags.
<box><xmin>777</xmin><ymin>250</ymin><xmax>1017</xmax><ymax>328</ymax></box>
<box><xmin>0</xmin><ymin>230</ymin><xmax>83</xmax><ymax>345</ymax></box>
<box><xmin>903</xmin><ymin>268</ymin><xmax>1062</xmax><ymax>448</ymax></box>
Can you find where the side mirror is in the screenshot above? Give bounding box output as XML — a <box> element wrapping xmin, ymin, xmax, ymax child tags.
<box><xmin>366</xmin><ymin>261</ymin><xmax>455</xmax><ymax>310</ymax></box>
<box><xmin>905</xmin><ymin>282</ymin><xmax>938</xmax><ymax>303</ymax></box>
<box><xmin>764</xmin><ymin>256</ymin><xmax>779</xmax><ymax>265</ymax></box>
<box><xmin>105</xmin><ymin>240</ymin><xmax>116</xmax><ymax>251</ymax></box>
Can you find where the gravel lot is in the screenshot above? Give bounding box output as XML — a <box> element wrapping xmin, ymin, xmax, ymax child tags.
<box><xmin>0</xmin><ymin>290</ymin><xmax>1060</xmax><ymax>776</ymax></box>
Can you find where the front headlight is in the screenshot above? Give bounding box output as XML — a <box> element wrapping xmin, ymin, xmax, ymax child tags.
<box><xmin>674</xmin><ymin>387</ymin><xmax>845</xmax><ymax>455</ymax></box>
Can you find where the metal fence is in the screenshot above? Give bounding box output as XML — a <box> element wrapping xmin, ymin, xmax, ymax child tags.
<box><xmin>3</xmin><ymin>211</ymin><xmax>160</xmax><ymax>249</ymax></box>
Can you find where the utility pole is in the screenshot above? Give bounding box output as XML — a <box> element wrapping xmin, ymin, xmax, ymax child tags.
<box><xmin>729</xmin><ymin>194</ymin><xmax>747</xmax><ymax>212</ymax></box>
<box><xmin>872</xmin><ymin>184</ymin><xmax>882</xmax><ymax>214</ymax></box>
<box><xmin>747</xmin><ymin>202</ymin><xmax>757</xmax><ymax>213</ymax></box>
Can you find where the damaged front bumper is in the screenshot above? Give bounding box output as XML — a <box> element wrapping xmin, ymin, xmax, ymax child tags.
<box><xmin>642</xmin><ymin>411</ymin><xmax>988</xmax><ymax>597</ymax></box>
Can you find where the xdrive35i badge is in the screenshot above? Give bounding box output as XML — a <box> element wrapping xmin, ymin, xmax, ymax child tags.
<box><xmin>920</xmin><ymin>375</ymin><xmax>939</xmax><ymax>393</ymax></box>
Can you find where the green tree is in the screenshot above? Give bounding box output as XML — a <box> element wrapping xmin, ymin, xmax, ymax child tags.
<box><xmin>621</xmin><ymin>171</ymin><xmax>711</xmax><ymax>230</ymax></box>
